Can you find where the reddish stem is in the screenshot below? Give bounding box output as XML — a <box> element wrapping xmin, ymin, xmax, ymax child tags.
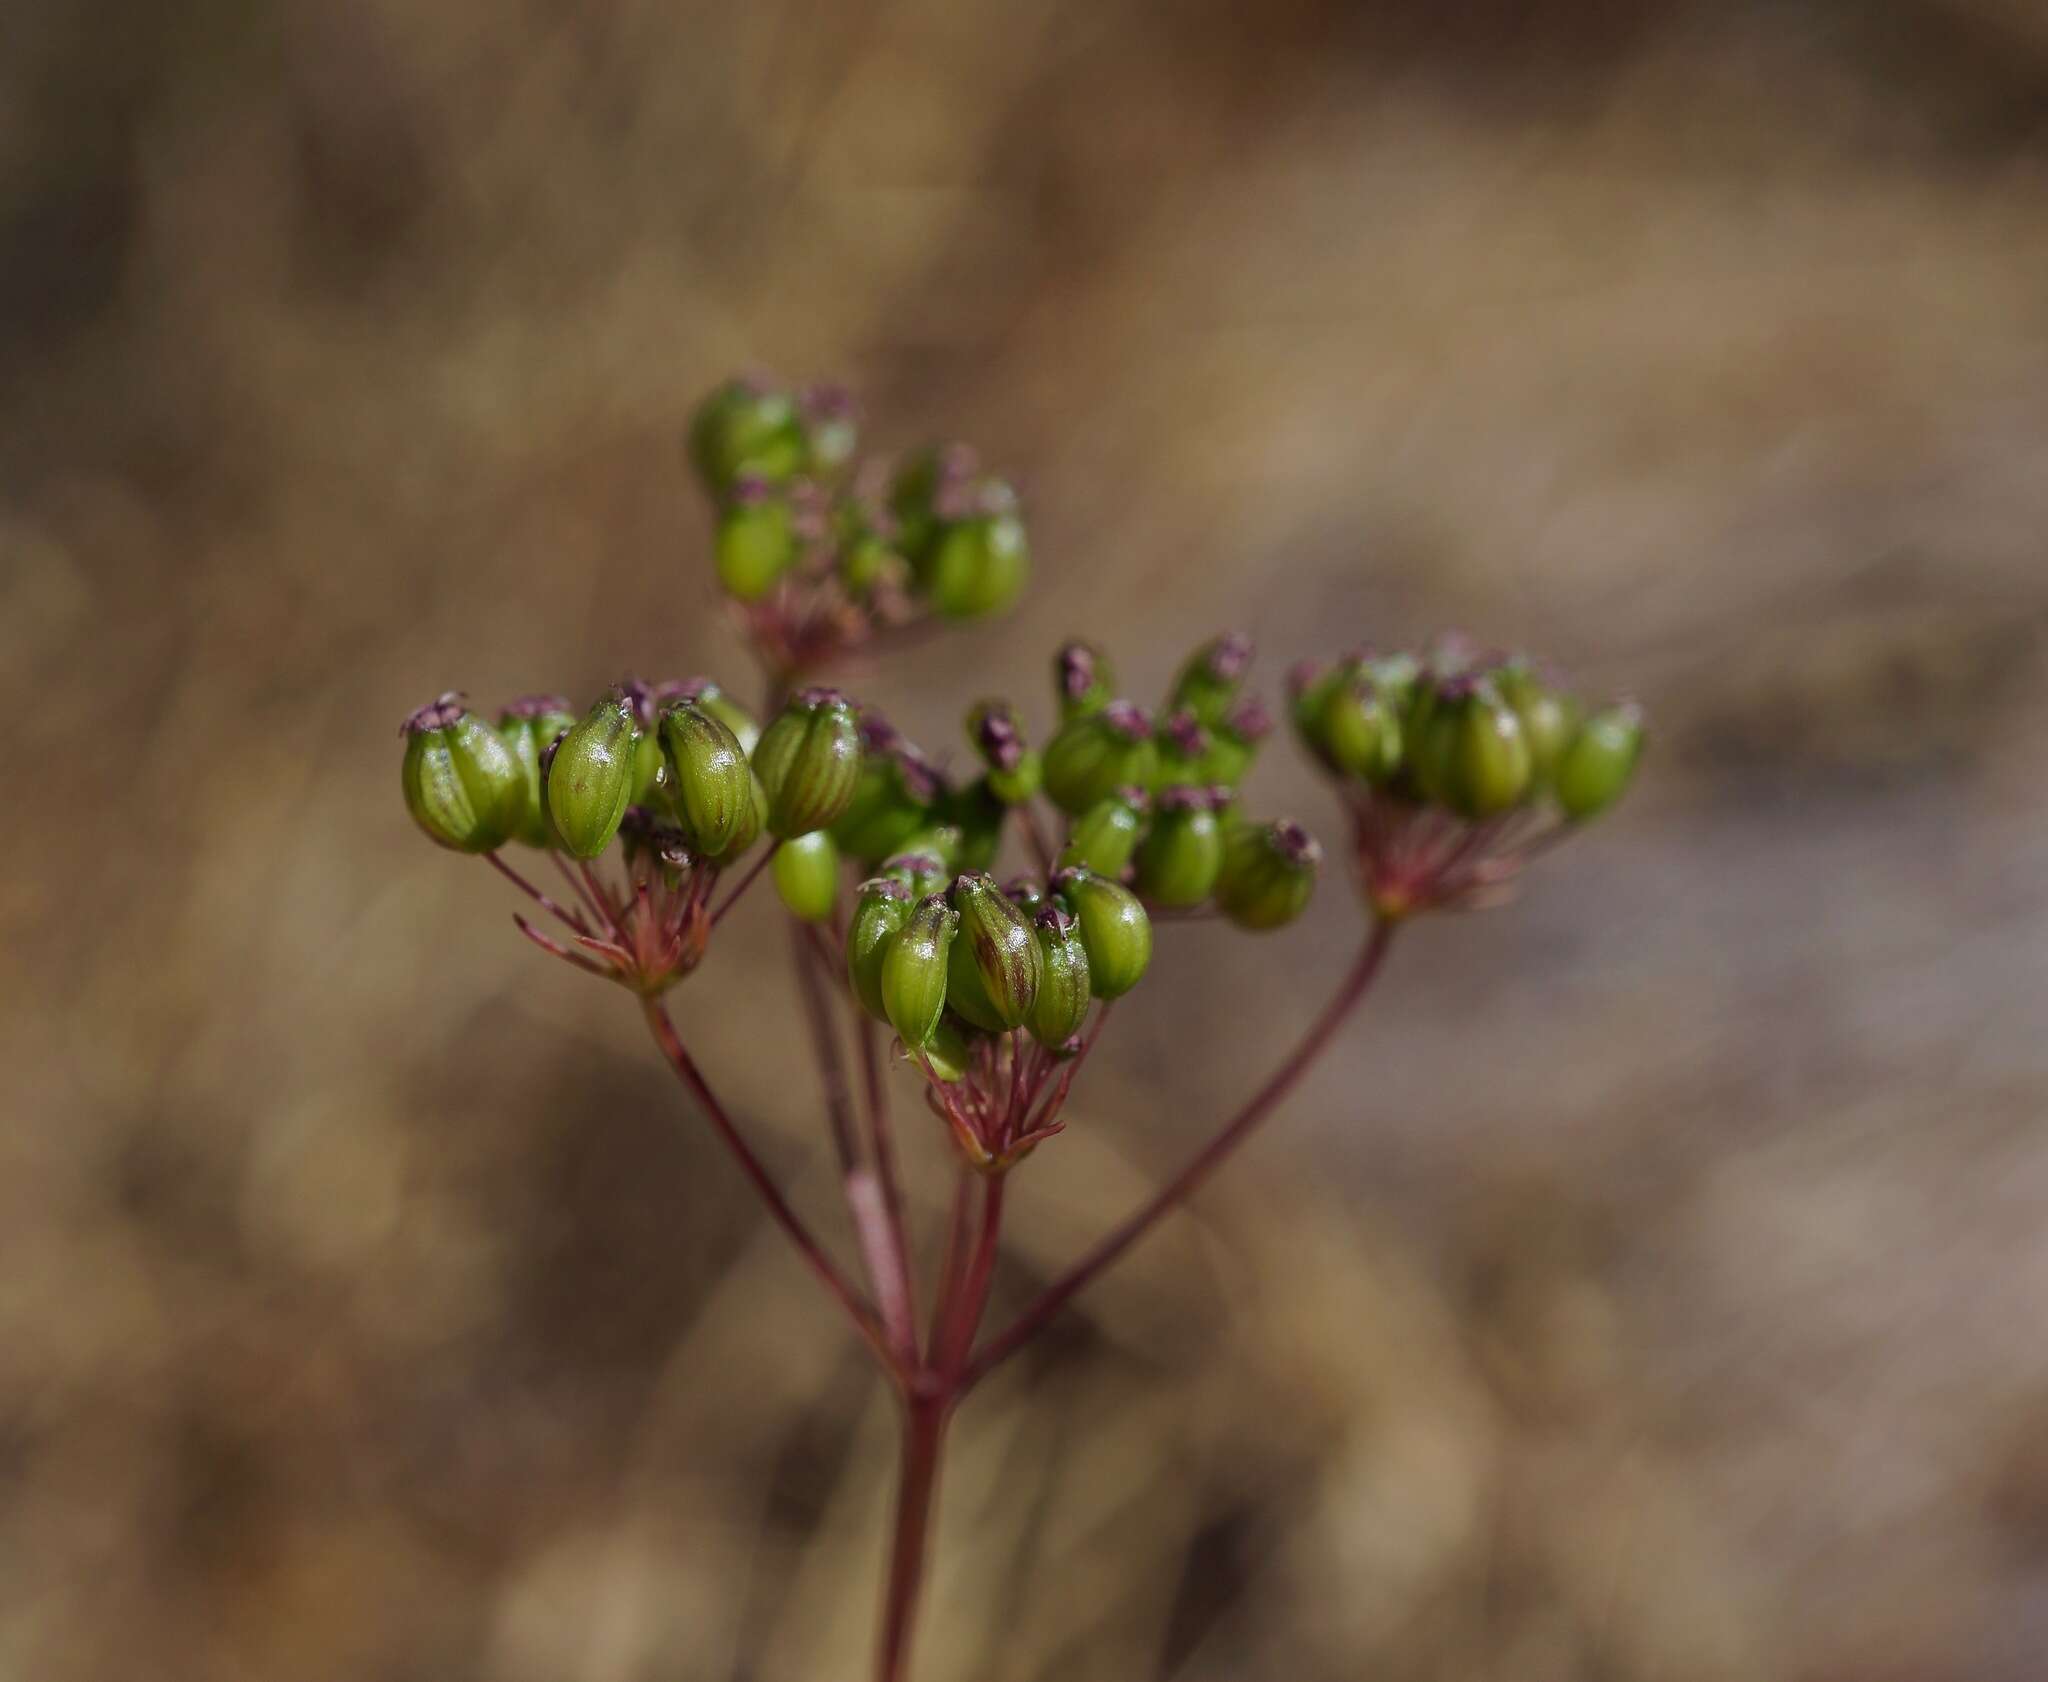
<box><xmin>639</xmin><ymin>997</ymin><xmax>899</xmax><ymax>1377</ymax></box>
<box><xmin>961</xmin><ymin>918</ymin><xmax>1397</xmax><ymax>1388</ymax></box>
<box><xmin>791</xmin><ymin>924</ymin><xmax>918</xmax><ymax>1362</ymax></box>
<box><xmin>791</xmin><ymin>922</ymin><xmax>862</xmax><ymax>1173</ymax></box>
<box><xmin>875</xmin><ymin>1174</ymin><xmax>1003</xmax><ymax>1682</ymax></box>
<box><xmin>511</xmin><ymin>913</ymin><xmax>611</xmax><ymax>977</ymax></box>
<box><xmin>941</xmin><ymin>1178</ymin><xmax>1005</xmax><ymax>1375</ymax></box>
<box><xmin>875</xmin><ymin>1395</ymin><xmax>949</xmax><ymax>1682</ymax></box>
<box><xmin>486</xmin><ymin>851</ymin><xmax>587</xmax><ymax>932</ymax></box>
<box><xmin>709</xmin><ymin>841</ymin><xmax>780</xmax><ymax>927</ymax></box>
<box><xmin>925</xmin><ymin>1167</ymin><xmax>975</xmax><ymax>1366</ymax></box>
<box><xmin>1017</xmin><ymin>803</ymin><xmax>1058</xmax><ymax>875</ymax></box>
<box><xmin>856</xmin><ymin>1012</ymin><xmax>917</xmax><ymax>1333</ymax></box>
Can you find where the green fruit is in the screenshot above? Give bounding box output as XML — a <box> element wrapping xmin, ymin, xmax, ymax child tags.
<box><xmin>966</xmin><ymin>699</ymin><xmax>1040</xmax><ymax>804</ymax></box>
<box><xmin>715</xmin><ymin>488</ymin><xmax>798</xmax><ymax>601</ymax></box>
<box><xmin>402</xmin><ymin>694</ymin><xmax>528</xmax><ymax>853</ymax></box>
<box><xmin>1058</xmin><ymin>788</ymin><xmax>1148</xmax><ymax>877</ymax></box>
<box><xmin>1053</xmin><ymin>639</ymin><xmax>1115</xmax><ymax>720</ymax></box>
<box><xmin>1199</xmin><ymin>696</ymin><xmax>1271</xmax><ymax>788</ymax></box>
<box><xmin>846</xmin><ymin>877</ymin><xmax>913</xmax><ymax>1021</ymax></box>
<box><xmin>882</xmin><ymin>893</ymin><xmax>958</xmax><ymax>1048</ymax></box>
<box><xmin>1213</xmin><ymin>819</ymin><xmax>1320</xmax><ymax>931</ymax></box>
<box><xmin>656</xmin><ymin>679</ymin><xmax>761</xmax><ymax>759</ymax></box>
<box><xmin>946</xmin><ymin>874</ymin><xmax>1042</xmax><ymax>1031</ymax></box>
<box><xmin>773</xmin><ymin>830</ymin><xmax>841</xmax><ymax>922</ymax></box>
<box><xmin>1494</xmin><ymin>660</ymin><xmax>1579</xmax><ymax>786</ymax></box>
<box><xmin>1168</xmin><ymin>631</ymin><xmax>1254</xmax><ymax>726</ymax></box>
<box><xmin>1042</xmin><ymin>702</ymin><xmax>1159</xmax><ymax>815</ymax></box>
<box><xmin>1026</xmin><ymin>904</ymin><xmax>1092</xmax><ymax>1051</ymax></box>
<box><xmin>1553</xmin><ymin>703</ymin><xmax>1645</xmax><ymax>820</ymax></box>
<box><xmin>925</xmin><ymin>498</ymin><xmax>1028</xmax><ymax>619</ymax></box>
<box><xmin>1133</xmin><ymin>788</ymin><xmax>1224</xmax><ymax>908</ymax></box>
<box><xmin>753</xmin><ymin>688</ymin><xmax>863</xmax><ymax>838</ymax></box>
<box><xmin>661</xmin><ymin>702</ymin><xmax>755</xmax><ymax>858</ymax></box>
<box><xmin>1321</xmin><ymin>673</ymin><xmax>1403</xmax><ymax>785</ymax></box>
<box><xmin>1422</xmin><ymin>680</ymin><xmax>1531</xmax><ymax>818</ymax></box>
<box><xmin>1054</xmin><ymin>869</ymin><xmax>1152</xmax><ymax>999</ymax></box>
<box><xmin>689</xmin><ymin>377</ymin><xmax>807</xmax><ymax>494</ymax></box>
<box><xmin>496</xmin><ymin>695</ymin><xmax>576</xmax><ymax>848</ymax></box>
<box><xmin>921</xmin><ymin>1014</ymin><xmax>974</xmax><ymax>1083</ymax></box>
<box><xmin>546</xmin><ymin>693</ymin><xmax>637</xmax><ymax>858</ymax></box>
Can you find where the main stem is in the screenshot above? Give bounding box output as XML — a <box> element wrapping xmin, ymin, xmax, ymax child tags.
<box><xmin>962</xmin><ymin>916</ymin><xmax>1397</xmax><ymax>1387</ymax></box>
<box><xmin>876</xmin><ymin>1395</ymin><xmax>949</xmax><ymax>1682</ymax></box>
<box><xmin>876</xmin><ymin>1176</ymin><xmax>1004</xmax><ymax>1682</ymax></box>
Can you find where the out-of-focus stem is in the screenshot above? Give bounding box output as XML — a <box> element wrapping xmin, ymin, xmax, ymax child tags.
<box><xmin>961</xmin><ymin>918</ymin><xmax>1397</xmax><ymax>1388</ymax></box>
<box><xmin>709</xmin><ymin>841</ymin><xmax>780</xmax><ymax>926</ymax></box>
<box><xmin>875</xmin><ymin>1395</ymin><xmax>948</xmax><ymax>1682</ymax></box>
<box><xmin>640</xmin><ymin>996</ymin><xmax>899</xmax><ymax>1376</ymax></box>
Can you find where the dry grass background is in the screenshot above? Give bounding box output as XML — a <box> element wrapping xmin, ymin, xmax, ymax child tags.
<box><xmin>6</xmin><ymin>0</ymin><xmax>2048</xmax><ymax>1676</ymax></box>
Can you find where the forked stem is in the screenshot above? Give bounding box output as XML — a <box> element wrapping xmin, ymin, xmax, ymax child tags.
<box><xmin>640</xmin><ymin>997</ymin><xmax>900</xmax><ymax>1377</ymax></box>
<box><xmin>961</xmin><ymin>916</ymin><xmax>1397</xmax><ymax>1388</ymax></box>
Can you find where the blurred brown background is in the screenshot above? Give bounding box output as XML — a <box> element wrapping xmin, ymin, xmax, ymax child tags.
<box><xmin>7</xmin><ymin>0</ymin><xmax>2048</xmax><ymax>1676</ymax></box>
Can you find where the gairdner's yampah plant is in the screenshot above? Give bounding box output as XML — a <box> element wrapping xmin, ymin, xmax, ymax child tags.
<box><xmin>399</xmin><ymin>375</ymin><xmax>1645</xmax><ymax>1679</ymax></box>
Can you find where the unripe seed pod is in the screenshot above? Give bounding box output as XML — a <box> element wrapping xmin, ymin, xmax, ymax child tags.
<box><xmin>1054</xmin><ymin>868</ymin><xmax>1152</xmax><ymax>999</ymax></box>
<box><xmin>1003</xmin><ymin>875</ymin><xmax>1047</xmax><ymax>915</ymax></box>
<box><xmin>1058</xmin><ymin>786</ymin><xmax>1148</xmax><ymax>877</ymax></box>
<box><xmin>966</xmin><ymin>699</ymin><xmax>1041</xmax><ymax>805</ymax></box>
<box><xmin>846</xmin><ymin>877</ymin><xmax>913</xmax><ymax>1021</ymax></box>
<box><xmin>1153</xmin><ymin>709</ymin><xmax>1212</xmax><ymax>788</ymax></box>
<box><xmin>631</xmin><ymin>730</ymin><xmax>667</xmax><ymax>806</ymax></box>
<box><xmin>547</xmin><ymin>694</ymin><xmax>637</xmax><ymax>858</ymax></box>
<box><xmin>831</xmin><ymin>715</ymin><xmax>942</xmax><ymax>864</ymax></box>
<box><xmin>1199</xmin><ymin>695</ymin><xmax>1271</xmax><ymax>787</ymax></box>
<box><xmin>402</xmin><ymin>694</ymin><xmax>528</xmax><ymax>853</ymax></box>
<box><xmin>1288</xmin><ymin>658</ymin><xmax>1349</xmax><ymax>772</ymax></box>
<box><xmin>882</xmin><ymin>893</ymin><xmax>958</xmax><ymax>1048</ymax></box>
<box><xmin>1493</xmin><ymin>660</ymin><xmax>1579</xmax><ymax>786</ymax></box>
<box><xmin>753</xmin><ymin>687</ymin><xmax>863</xmax><ymax>838</ymax></box>
<box><xmin>657</xmin><ymin>678</ymin><xmax>761</xmax><ymax>758</ymax></box>
<box><xmin>1362</xmin><ymin>650</ymin><xmax>1422</xmax><ymax>706</ymax></box>
<box><xmin>946</xmin><ymin>874</ymin><xmax>1042</xmax><ymax>1032</ymax></box>
<box><xmin>1553</xmin><ymin>702</ymin><xmax>1645</xmax><ymax>820</ymax></box>
<box><xmin>774</xmin><ymin>830</ymin><xmax>841</xmax><ymax>922</ymax></box>
<box><xmin>1422</xmin><ymin>679</ymin><xmax>1532</xmax><ymax>818</ymax></box>
<box><xmin>1043</xmin><ymin>701</ymin><xmax>1159</xmax><ymax>815</ymax></box>
<box><xmin>660</xmin><ymin>702</ymin><xmax>754</xmax><ymax>858</ymax></box>
<box><xmin>922</xmin><ymin>1014</ymin><xmax>974</xmax><ymax>1084</ymax></box>
<box><xmin>1027</xmin><ymin>903</ymin><xmax>1092</xmax><ymax>1051</ymax></box>
<box><xmin>617</xmin><ymin>679</ymin><xmax>666</xmax><ymax>806</ymax></box>
<box><xmin>879</xmin><ymin>849</ymin><xmax>951</xmax><ymax>900</ymax></box>
<box><xmin>1321</xmin><ymin>672</ymin><xmax>1403</xmax><ymax>785</ymax></box>
<box><xmin>1133</xmin><ymin>786</ymin><xmax>1225</xmax><ymax>907</ymax></box>
<box><xmin>714</xmin><ymin>481</ymin><xmax>798</xmax><ymax>601</ymax></box>
<box><xmin>839</xmin><ymin>532</ymin><xmax>907</xmax><ymax>598</ymax></box>
<box><xmin>1207</xmin><ymin>782</ymin><xmax>1247</xmax><ymax>832</ymax></box>
<box><xmin>689</xmin><ymin>377</ymin><xmax>806</xmax><ymax>495</ymax></box>
<box><xmin>720</xmin><ymin>773</ymin><xmax>768</xmax><ymax>860</ymax></box>
<box><xmin>1053</xmin><ymin>639</ymin><xmax>1116</xmax><ymax>721</ymax></box>
<box><xmin>926</xmin><ymin>488</ymin><xmax>1029</xmax><ymax>619</ymax></box>
<box><xmin>1214</xmin><ymin>819</ymin><xmax>1321</xmax><ymax>931</ymax></box>
<box><xmin>497</xmin><ymin>695</ymin><xmax>576</xmax><ymax>847</ymax></box>
<box><xmin>901</xmin><ymin>825</ymin><xmax>964</xmax><ymax>870</ymax></box>
<box><xmin>947</xmin><ymin>778</ymin><xmax>1007</xmax><ymax>875</ymax></box>
<box><xmin>1168</xmin><ymin>631</ymin><xmax>1254</xmax><ymax>726</ymax></box>
<box><xmin>799</xmin><ymin>384</ymin><xmax>858</xmax><ymax>475</ymax></box>
<box><xmin>889</xmin><ymin>443</ymin><xmax>977</xmax><ymax>567</ymax></box>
